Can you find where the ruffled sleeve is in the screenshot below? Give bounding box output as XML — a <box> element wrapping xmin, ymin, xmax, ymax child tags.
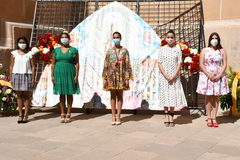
<box><xmin>11</xmin><ymin>50</ymin><xmax>17</xmax><ymax>58</ymax></box>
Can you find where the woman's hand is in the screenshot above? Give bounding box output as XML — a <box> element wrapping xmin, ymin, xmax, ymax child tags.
<box><xmin>212</xmin><ymin>74</ymin><xmax>222</xmax><ymax>82</ymax></box>
<box><xmin>51</xmin><ymin>76</ymin><xmax>55</xmax><ymax>84</ymax></box>
<box><xmin>74</xmin><ymin>76</ymin><xmax>78</xmax><ymax>83</ymax></box>
<box><xmin>168</xmin><ymin>75</ymin><xmax>177</xmax><ymax>83</ymax></box>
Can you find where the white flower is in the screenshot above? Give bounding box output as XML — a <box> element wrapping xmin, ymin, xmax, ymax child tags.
<box><xmin>42</xmin><ymin>48</ymin><xmax>50</xmax><ymax>54</ymax></box>
<box><xmin>31</xmin><ymin>47</ymin><xmax>39</xmax><ymax>54</ymax></box>
<box><xmin>2</xmin><ymin>97</ymin><xmax>7</xmax><ymax>101</ymax></box>
<box><xmin>182</xmin><ymin>44</ymin><xmax>188</xmax><ymax>49</ymax></box>
<box><xmin>0</xmin><ymin>74</ymin><xmax>5</xmax><ymax>79</ymax></box>
<box><xmin>0</xmin><ymin>63</ymin><xmax>3</xmax><ymax>69</ymax></box>
<box><xmin>5</xmin><ymin>89</ymin><xmax>12</xmax><ymax>94</ymax></box>
<box><xmin>0</xmin><ymin>90</ymin><xmax>2</xmax><ymax>94</ymax></box>
<box><xmin>190</xmin><ymin>48</ymin><xmax>198</xmax><ymax>55</ymax></box>
<box><xmin>54</xmin><ymin>44</ymin><xmax>61</xmax><ymax>49</ymax></box>
<box><xmin>184</xmin><ymin>57</ymin><xmax>192</xmax><ymax>63</ymax></box>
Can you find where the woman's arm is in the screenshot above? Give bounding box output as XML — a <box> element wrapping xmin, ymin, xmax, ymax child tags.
<box><xmin>9</xmin><ymin>55</ymin><xmax>14</xmax><ymax>81</ymax></box>
<box><xmin>199</xmin><ymin>49</ymin><xmax>213</xmax><ymax>80</ymax></box>
<box><xmin>213</xmin><ymin>49</ymin><xmax>227</xmax><ymax>81</ymax></box>
<box><xmin>51</xmin><ymin>57</ymin><xmax>56</xmax><ymax>83</ymax></box>
<box><xmin>30</xmin><ymin>57</ymin><xmax>35</xmax><ymax>86</ymax></box>
<box><xmin>158</xmin><ymin>62</ymin><xmax>170</xmax><ymax>81</ymax></box>
<box><xmin>74</xmin><ymin>52</ymin><xmax>79</xmax><ymax>83</ymax></box>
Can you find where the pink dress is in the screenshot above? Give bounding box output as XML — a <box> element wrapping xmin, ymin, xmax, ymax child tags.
<box><xmin>196</xmin><ymin>48</ymin><xmax>229</xmax><ymax>96</ymax></box>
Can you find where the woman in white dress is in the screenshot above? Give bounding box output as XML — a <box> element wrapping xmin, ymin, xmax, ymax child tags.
<box><xmin>158</xmin><ymin>30</ymin><xmax>187</xmax><ymax>127</ymax></box>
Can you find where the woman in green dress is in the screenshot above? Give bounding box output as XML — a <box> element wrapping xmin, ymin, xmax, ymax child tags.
<box><xmin>102</xmin><ymin>32</ymin><xmax>133</xmax><ymax>125</ymax></box>
<box><xmin>51</xmin><ymin>31</ymin><xmax>80</xmax><ymax>123</ymax></box>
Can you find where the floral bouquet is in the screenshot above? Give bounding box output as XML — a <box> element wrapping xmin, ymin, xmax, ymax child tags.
<box><xmin>161</xmin><ymin>40</ymin><xmax>200</xmax><ymax>74</ymax></box>
<box><xmin>0</xmin><ymin>67</ymin><xmax>18</xmax><ymax>112</ymax></box>
<box><xmin>31</xmin><ymin>34</ymin><xmax>60</xmax><ymax>63</ymax></box>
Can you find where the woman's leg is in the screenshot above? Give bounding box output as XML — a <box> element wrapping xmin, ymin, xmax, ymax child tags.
<box><xmin>206</xmin><ymin>95</ymin><xmax>213</xmax><ymax>126</ymax></box>
<box><xmin>212</xmin><ymin>96</ymin><xmax>219</xmax><ymax>126</ymax></box>
<box><xmin>110</xmin><ymin>90</ymin><xmax>117</xmax><ymax>124</ymax></box>
<box><xmin>164</xmin><ymin>106</ymin><xmax>170</xmax><ymax>127</ymax></box>
<box><xmin>16</xmin><ymin>91</ymin><xmax>24</xmax><ymax>122</ymax></box>
<box><xmin>22</xmin><ymin>91</ymin><xmax>31</xmax><ymax>122</ymax></box>
<box><xmin>169</xmin><ymin>107</ymin><xmax>175</xmax><ymax>127</ymax></box>
<box><xmin>65</xmin><ymin>95</ymin><xmax>73</xmax><ymax>122</ymax></box>
<box><xmin>116</xmin><ymin>90</ymin><xmax>123</xmax><ymax>124</ymax></box>
<box><xmin>60</xmin><ymin>95</ymin><xmax>66</xmax><ymax>122</ymax></box>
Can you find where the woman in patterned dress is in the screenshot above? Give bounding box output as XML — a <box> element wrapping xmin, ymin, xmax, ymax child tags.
<box><xmin>197</xmin><ymin>32</ymin><xmax>229</xmax><ymax>127</ymax></box>
<box><xmin>102</xmin><ymin>32</ymin><xmax>133</xmax><ymax>125</ymax></box>
<box><xmin>9</xmin><ymin>37</ymin><xmax>35</xmax><ymax>123</ymax></box>
<box><xmin>158</xmin><ymin>30</ymin><xmax>187</xmax><ymax>127</ymax></box>
<box><xmin>51</xmin><ymin>31</ymin><xmax>80</xmax><ymax>123</ymax></box>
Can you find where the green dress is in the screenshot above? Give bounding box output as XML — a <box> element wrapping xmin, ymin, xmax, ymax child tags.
<box><xmin>53</xmin><ymin>47</ymin><xmax>80</xmax><ymax>95</ymax></box>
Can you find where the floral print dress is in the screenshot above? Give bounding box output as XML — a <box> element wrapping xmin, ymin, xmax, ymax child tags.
<box><xmin>196</xmin><ymin>48</ymin><xmax>229</xmax><ymax>96</ymax></box>
<box><xmin>102</xmin><ymin>47</ymin><xmax>133</xmax><ymax>91</ymax></box>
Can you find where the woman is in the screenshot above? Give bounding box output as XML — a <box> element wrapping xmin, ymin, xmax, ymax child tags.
<box><xmin>51</xmin><ymin>31</ymin><xmax>80</xmax><ymax>123</ymax></box>
<box><xmin>10</xmin><ymin>37</ymin><xmax>35</xmax><ymax>123</ymax></box>
<box><xmin>158</xmin><ymin>30</ymin><xmax>187</xmax><ymax>127</ymax></box>
<box><xmin>102</xmin><ymin>31</ymin><xmax>133</xmax><ymax>125</ymax></box>
<box><xmin>197</xmin><ymin>32</ymin><xmax>229</xmax><ymax>127</ymax></box>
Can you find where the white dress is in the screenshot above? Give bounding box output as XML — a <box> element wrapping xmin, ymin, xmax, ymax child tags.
<box><xmin>158</xmin><ymin>45</ymin><xmax>187</xmax><ymax>110</ymax></box>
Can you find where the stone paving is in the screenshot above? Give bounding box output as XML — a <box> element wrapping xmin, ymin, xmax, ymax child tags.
<box><xmin>0</xmin><ymin>108</ymin><xmax>240</xmax><ymax>160</ymax></box>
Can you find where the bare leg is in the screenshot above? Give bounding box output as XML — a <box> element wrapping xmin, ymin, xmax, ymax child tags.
<box><xmin>206</xmin><ymin>95</ymin><xmax>213</xmax><ymax>125</ymax></box>
<box><xmin>65</xmin><ymin>95</ymin><xmax>73</xmax><ymax>123</ymax></box>
<box><xmin>164</xmin><ymin>107</ymin><xmax>169</xmax><ymax>126</ymax></box>
<box><xmin>23</xmin><ymin>91</ymin><xmax>31</xmax><ymax>122</ymax></box>
<box><xmin>16</xmin><ymin>91</ymin><xmax>24</xmax><ymax>122</ymax></box>
<box><xmin>169</xmin><ymin>107</ymin><xmax>175</xmax><ymax>127</ymax></box>
<box><xmin>116</xmin><ymin>90</ymin><xmax>123</xmax><ymax>124</ymax></box>
<box><xmin>60</xmin><ymin>95</ymin><xmax>66</xmax><ymax>122</ymax></box>
<box><xmin>212</xmin><ymin>96</ymin><xmax>219</xmax><ymax>126</ymax></box>
<box><xmin>110</xmin><ymin>90</ymin><xmax>117</xmax><ymax>124</ymax></box>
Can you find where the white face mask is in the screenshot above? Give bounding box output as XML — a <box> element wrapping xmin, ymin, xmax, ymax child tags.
<box><xmin>166</xmin><ymin>38</ymin><xmax>175</xmax><ymax>45</ymax></box>
<box><xmin>210</xmin><ymin>39</ymin><xmax>218</xmax><ymax>47</ymax></box>
<box><xmin>61</xmin><ymin>38</ymin><xmax>69</xmax><ymax>45</ymax></box>
<box><xmin>18</xmin><ymin>43</ymin><xmax>27</xmax><ymax>50</ymax></box>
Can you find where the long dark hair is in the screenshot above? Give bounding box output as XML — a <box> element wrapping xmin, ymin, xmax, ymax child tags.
<box><xmin>16</xmin><ymin>37</ymin><xmax>30</xmax><ymax>51</ymax></box>
<box><xmin>113</xmin><ymin>31</ymin><xmax>122</xmax><ymax>39</ymax></box>
<box><xmin>208</xmin><ymin>32</ymin><xmax>223</xmax><ymax>49</ymax></box>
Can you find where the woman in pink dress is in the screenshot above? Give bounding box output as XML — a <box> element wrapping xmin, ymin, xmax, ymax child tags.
<box><xmin>197</xmin><ymin>32</ymin><xmax>229</xmax><ymax>127</ymax></box>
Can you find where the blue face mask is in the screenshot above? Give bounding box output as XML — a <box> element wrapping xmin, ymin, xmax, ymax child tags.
<box><xmin>113</xmin><ymin>39</ymin><xmax>121</xmax><ymax>45</ymax></box>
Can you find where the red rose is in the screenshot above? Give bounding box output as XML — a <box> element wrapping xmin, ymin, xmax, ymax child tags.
<box><xmin>38</xmin><ymin>39</ymin><xmax>45</xmax><ymax>46</ymax></box>
<box><xmin>44</xmin><ymin>34</ymin><xmax>52</xmax><ymax>41</ymax></box>
<box><xmin>47</xmin><ymin>42</ymin><xmax>53</xmax><ymax>49</ymax></box>
<box><xmin>182</xmin><ymin>49</ymin><xmax>189</xmax><ymax>54</ymax></box>
<box><xmin>192</xmin><ymin>55</ymin><xmax>200</xmax><ymax>63</ymax></box>
<box><xmin>183</xmin><ymin>42</ymin><xmax>189</xmax><ymax>47</ymax></box>
<box><xmin>54</xmin><ymin>36</ymin><xmax>60</xmax><ymax>43</ymax></box>
<box><xmin>161</xmin><ymin>40</ymin><xmax>168</xmax><ymax>46</ymax></box>
<box><xmin>37</xmin><ymin>35</ymin><xmax>43</xmax><ymax>40</ymax></box>
<box><xmin>42</xmin><ymin>53</ymin><xmax>51</xmax><ymax>62</ymax></box>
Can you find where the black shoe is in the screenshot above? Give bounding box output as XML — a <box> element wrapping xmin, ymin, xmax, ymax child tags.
<box><xmin>17</xmin><ymin>116</ymin><xmax>23</xmax><ymax>124</ymax></box>
<box><xmin>22</xmin><ymin>116</ymin><xmax>29</xmax><ymax>123</ymax></box>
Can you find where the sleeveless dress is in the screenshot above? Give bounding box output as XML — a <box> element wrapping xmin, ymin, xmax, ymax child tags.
<box><xmin>53</xmin><ymin>47</ymin><xmax>80</xmax><ymax>95</ymax></box>
<box><xmin>158</xmin><ymin>45</ymin><xmax>187</xmax><ymax>109</ymax></box>
<box><xmin>196</xmin><ymin>48</ymin><xmax>229</xmax><ymax>96</ymax></box>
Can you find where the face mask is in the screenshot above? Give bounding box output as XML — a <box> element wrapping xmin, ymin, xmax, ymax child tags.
<box><xmin>113</xmin><ymin>39</ymin><xmax>121</xmax><ymax>45</ymax></box>
<box><xmin>18</xmin><ymin>43</ymin><xmax>27</xmax><ymax>50</ymax></box>
<box><xmin>166</xmin><ymin>38</ymin><xmax>175</xmax><ymax>45</ymax></box>
<box><xmin>61</xmin><ymin>38</ymin><xmax>69</xmax><ymax>45</ymax></box>
<box><xmin>210</xmin><ymin>39</ymin><xmax>218</xmax><ymax>46</ymax></box>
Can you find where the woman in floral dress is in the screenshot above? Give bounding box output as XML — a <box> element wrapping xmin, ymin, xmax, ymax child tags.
<box><xmin>102</xmin><ymin>32</ymin><xmax>133</xmax><ymax>125</ymax></box>
<box><xmin>197</xmin><ymin>32</ymin><xmax>229</xmax><ymax>127</ymax></box>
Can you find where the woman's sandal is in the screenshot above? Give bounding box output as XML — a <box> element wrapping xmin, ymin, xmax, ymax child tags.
<box><xmin>65</xmin><ymin>114</ymin><xmax>71</xmax><ymax>123</ymax></box>
<box><xmin>115</xmin><ymin>116</ymin><xmax>122</xmax><ymax>125</ymax></box>
<box><xmin>164</xmin><ymin>111</ymin><xmax>170</xmax><ymax>127</ymax></box>
<box><xmin>17</xmin><ymin>115</ymin><xmax>23</xmax><ymax>124</ymax></box>
<box><xmin>207</xmin><ymin>118</ymin><xmax>213</xmax><ymax>127</ymax></box>
<box><xmin>169</xmin><ymin>112</ymin><xmax>175</xmax><ymax>127</ymax></box>
<box><xmin>111</xmin><ymin>116</ymin><xmax>116</xmax><ymax>125</ymax></box>
<box><xmin>60</xmin><ymin>114</ymin><xmax>65</xmax><ymax>123</ymax></box>
<box><xmin>22</xmin><ymin>116</ymin><xmax>29</xmax><ymax>123</ymax></box>
<box><xmin>212</xmin><ymin>118</ymin><xmax>219</xmax><ymax>127</ymax></box>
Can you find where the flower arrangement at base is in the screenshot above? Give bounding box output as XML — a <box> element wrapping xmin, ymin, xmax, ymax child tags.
<box><xmin>0</xmin><ymin>66</ymin><xmax>17</xmax><ymax>112</ymax></box>
<box><xmin>160</xmin><ymin>40</ymin><xmax>200</xmax><ymax>74</ymax></box>
<box><xmin>220</xmin><ymin>67</ymin><xmax>240</xmax><ymax>113</ymax></box>
<box><xmin>31</xmin><ymin>34</ymin><xmax>60</xmax><ymax>63</ymax></box>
